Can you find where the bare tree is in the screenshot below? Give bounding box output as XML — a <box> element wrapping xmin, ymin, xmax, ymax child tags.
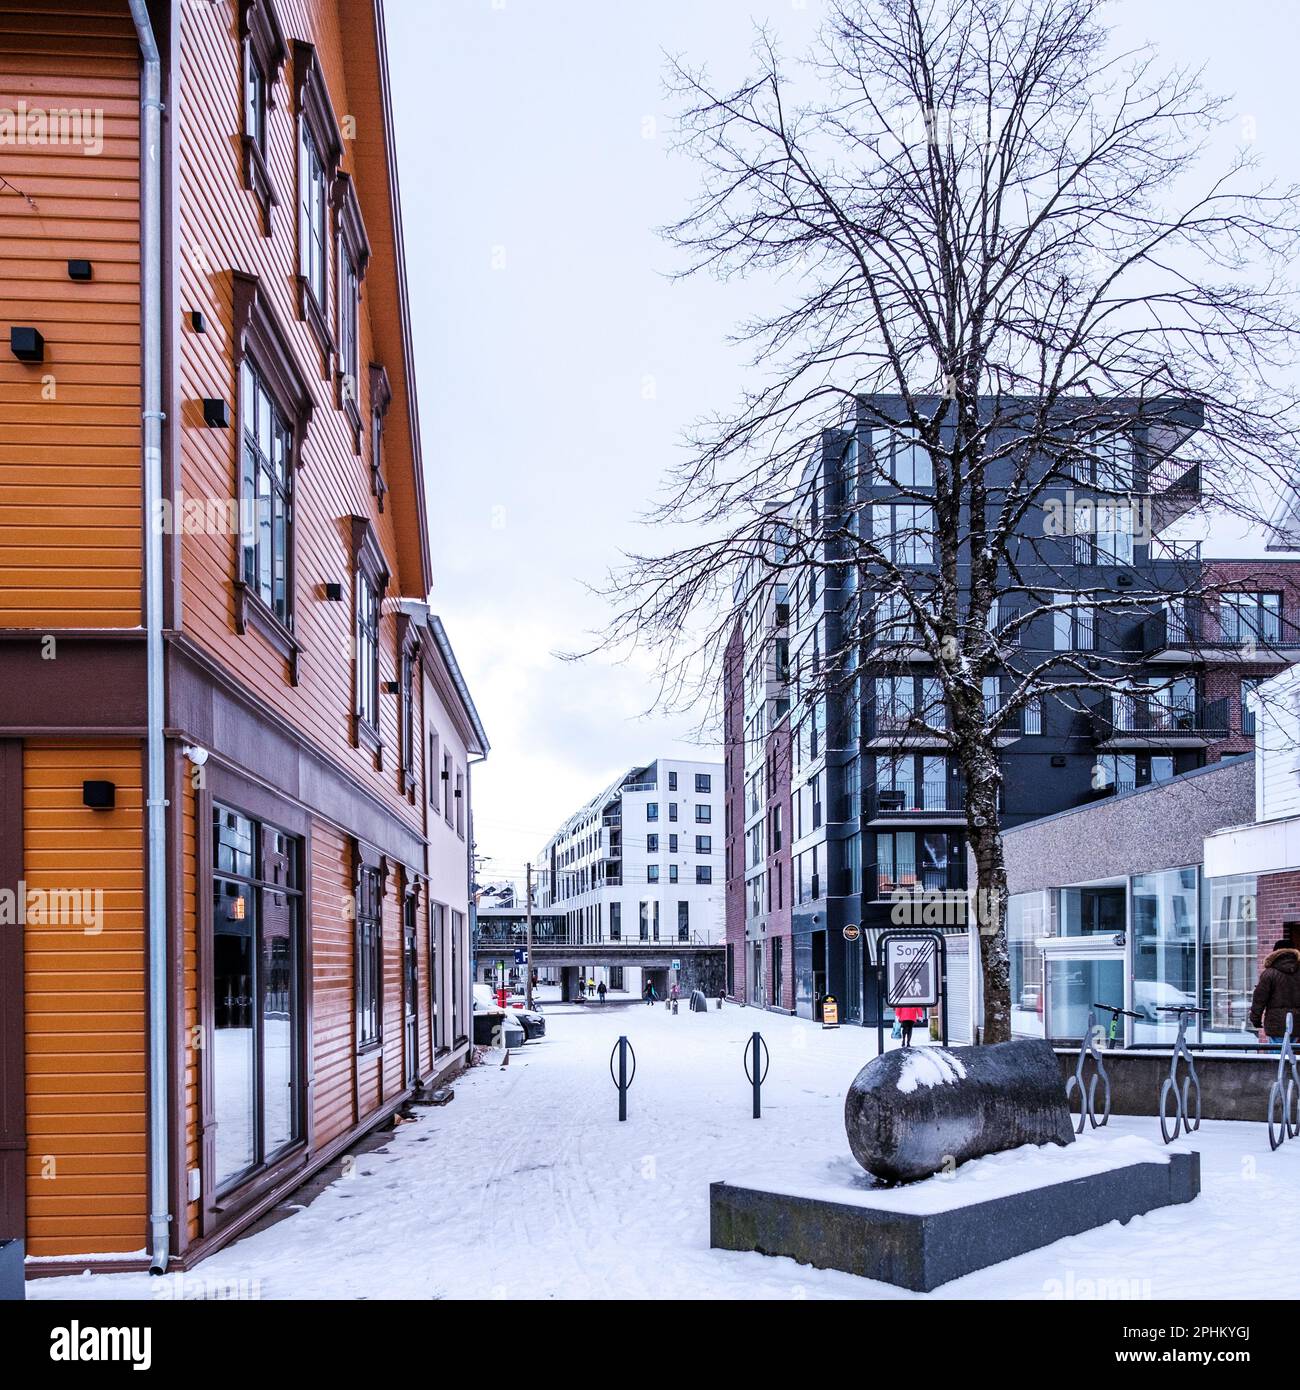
<box><xmin>590</xmin><ymin>0</ymin><xmax>1300</xmax><ymax>1042</ymax></box>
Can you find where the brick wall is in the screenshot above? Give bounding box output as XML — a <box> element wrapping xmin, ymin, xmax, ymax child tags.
<box><xmin>1203</xmin><ymin>559</ymin><xmax>1300</xmax><ymax>763</ymax></box>
<box><xmin>1254</xmin><ymin>868</ymin><xmax>1300</xmax><ymax>960</ymax></box>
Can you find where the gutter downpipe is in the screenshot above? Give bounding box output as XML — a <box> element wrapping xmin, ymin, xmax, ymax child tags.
<box><xmin>128</xmin><ymin>0</ymin><xmax>171</xmax><ymax>1275</ymax></box>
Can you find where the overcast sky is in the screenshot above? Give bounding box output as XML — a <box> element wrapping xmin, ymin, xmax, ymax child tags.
<box><xmin>385</xmin><ymin>0</ymin><xmax>1300</xmax><ymax>891</ymax></box>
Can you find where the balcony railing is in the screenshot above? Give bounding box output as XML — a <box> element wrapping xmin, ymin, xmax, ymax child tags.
<box><xmin>867</xmin><ymin>779</ymin><xmax>965</xmax><ymax>818</ymax></box>
<box><xmin>867</xmin><ymin>861</ymin><xmax>966</xmax><ymax>900</ymax></box>
<box><xmin>1141</xmin><ymin>609</ymin><xmax>1195</xmax><ymax>657</ymax></box>
<box><xmin>1090</xmin><ymin>693</ymin><xmax>1229</xmax><ymax>744</ymax></box>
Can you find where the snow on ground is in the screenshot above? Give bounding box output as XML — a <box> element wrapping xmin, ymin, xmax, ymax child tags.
<box><xmin>29</xmin><ymin>1001</ymin><xmax>1300</xmax><ymax>1300</ymax></box>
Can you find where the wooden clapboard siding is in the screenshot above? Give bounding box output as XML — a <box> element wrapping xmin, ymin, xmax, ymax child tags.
<box><xmin>310</xmin><ymin>816</ymin><xmax>354</xmax><ymax>1147</ymax></box>
<box><xmin>0</xmin><ymin>1</ymin><xmax>142</xmax><ymax>628</ymax></box>
<box><xmin>23</xmin><ymin>739</ymin><xmax>146</xmax><ymax>1257</ymax></box>
<box><xmin>176</xmin><ymin>0</ymin><xmax>423</xmax><ymax>831</ymax></box>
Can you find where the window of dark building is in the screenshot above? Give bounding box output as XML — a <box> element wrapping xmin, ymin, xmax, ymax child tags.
<box><xmin>211</xmin><ymin>803</ymin><xmax>304</xmax><ymax>1191</ymax></box>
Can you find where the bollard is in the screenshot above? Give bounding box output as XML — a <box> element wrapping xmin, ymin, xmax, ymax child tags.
<box><xmin>608</xmin><ymin>1035</ymin><xmax>636</xmax><ymax>1121</ymax></box>
<box><xmin>743</xmin><ymin>1031</ymin><xmax>770</xmax><ymax>1119</ymax></box>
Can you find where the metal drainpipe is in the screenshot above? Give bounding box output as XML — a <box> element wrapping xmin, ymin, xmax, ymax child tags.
<box><xmin>128</xmin><ymin>0</ymin><xmax>171</xmax><ymax>1275</ymax></box>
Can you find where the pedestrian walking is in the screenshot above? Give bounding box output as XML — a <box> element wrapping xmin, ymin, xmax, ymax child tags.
<box><xmin>644</xmin><ymin>979</ymin><xmax>657</xmax><ymax>1005</ymax></box>
<box><xmin>597</xmin><ymin>980</ymin><xmax>607</xmax><ymax>1002</ymax></box>
<box><xmin>895</xmin><ymin>1005</ymin><xmax>925</xmax><ymax>1048</ymax></box>
<box><xmin>1250</xmin><ymin>940</ymin><xmax>1300</xmax><ymax>1044</ymax></box>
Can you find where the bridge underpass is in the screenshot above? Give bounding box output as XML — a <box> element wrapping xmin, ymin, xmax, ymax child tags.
<box><xmin>474</xmin><ymin>940</ymin><xmax>725</xmax><ymax>1001</ymax></box>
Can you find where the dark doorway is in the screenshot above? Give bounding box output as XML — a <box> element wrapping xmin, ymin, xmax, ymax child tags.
<box><xmin>812</xmin><ymin>929</ymin><xmax>827</xmax><ymax>1021</ymax></box>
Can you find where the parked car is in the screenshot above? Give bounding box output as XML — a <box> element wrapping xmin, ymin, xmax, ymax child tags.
<box><xmin>507</xmin><ymin>1004</ymin><xmax>546</xmax><ymax>1041</ymax></box>
<box><xmin>472</xmin><ymin>983</ymin><xmax>518</xmax><ymax>1047</ymax></box>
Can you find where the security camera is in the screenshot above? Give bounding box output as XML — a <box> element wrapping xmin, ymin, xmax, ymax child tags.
<box><xmin>182</xmin><ymin>744</ymin><xmax>210</xmax><ymax>767</ymax></box>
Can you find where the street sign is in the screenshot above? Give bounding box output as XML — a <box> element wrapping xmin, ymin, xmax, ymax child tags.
<box><xmin>671</xmin><ymin>959</ymin><xmax>680</xmax><ymax>971</ymax></box>
<box><xmin>822</xmin><ymin>995</ymin><xmax>840</xmax><ymax>1027</ymax></box>
<box><xmin>842</xmin><ymin>923</ymin><xmax>860</xmax><ymax>942</ymax></box>
<box><xmin>514</xmin><ymin>948</ymin><xmax>527</xmax><ymax>965</ymax></box>
<box><xmin>885</xmin><ymin>936</ymin><xmax>939</xmax><ymax>1007</ymax></box>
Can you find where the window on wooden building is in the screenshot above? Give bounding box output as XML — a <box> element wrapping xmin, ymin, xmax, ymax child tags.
<box><xmin>211</xmin><ymin>803</ymin><xmax>303</xmax><ymax>1190</ymax></box>
<box><xmin>355</xmin><ymin>858</ymin><xmax>384</xmax><ymax>1052</ymax></box>
<box><xmin>231</xmin><ymin>272</ymin><xmax>313</xmax><ymax>684</ymax></box>
<box><xmin>293</xmin><ymin>42</ymin><xmax>343</xmax><ymax>361</ymax></box>
<box><xmin>238</xmin><ymin>0</ymin><xmax>285</xmax><ymax>232</ymax></box>
<box><xmin>397</xmin><ymin>616</ymin><xmax>418</xmax><ymax>799</ymax></box>
<box><xmin>349</xmin><ymin>517</ymin><xmax>389</xmax><ymax>761</ymax></box>
<box><xmin>369</xmin><ymin>364</ymin><xmax>391</xmax><ymax>511</ymax></box>
<box><xmin>333</xmin><ymin>175</ymin><xmax>370</xmax><ymax>442</ymax></box>
<box><xmin>239</xmin><ymin>360</ymin><xmax>293</xmax><ymax>625</ymax></box>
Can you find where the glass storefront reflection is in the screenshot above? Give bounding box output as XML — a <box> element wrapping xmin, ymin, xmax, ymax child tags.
<box><xmin>1131</xmin><ymin>867</ymin><xmax>1198</xmax><ymax>1043</ymax></box>
<box><xmin>1046</xmin><ymin>957</ymin><xmax>1125</xmax><ymax>1043</ymax></box>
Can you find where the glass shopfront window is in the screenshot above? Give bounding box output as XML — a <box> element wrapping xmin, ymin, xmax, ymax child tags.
<box><xmin>1203</xmin><ymin>874</ymin><xmax>1258</xmax><ymax>1044</ymax></box>
<box><xmin>1008</xmin><ymin>892</ymin><xmax>1046</xmax><ymax>1038</ymax></box>
<box><xmin>1046</xmin><ymin>957</ymin><xmax>1125</xmax><ymax>1043</ymax></box>
<box><xmin>1131</xmin><ymin>867</ymin><xmax>1199</xmax><ymax>1043</ymax></box>
<box><xmin>212</xmin><ymin>804</ymin><xmax>303</xmax><ymax>1191</ymax></box>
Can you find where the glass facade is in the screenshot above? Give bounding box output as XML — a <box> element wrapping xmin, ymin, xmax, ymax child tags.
<box><xmin>1204</xmin><ymin>874</ymin><xmax>1258</xmax><ymax>1044</ymax></box>
<box><xmin>1131</xmin><ymin>868</ymin><xmax>1198</xmax><ymax>1043</ymax></box>
<box><xmin>1010</xmin><ymin>868</ymin><xmax>1263</xmax><ymax>1047</ymax></box>
<box><xmin>1008</xmin><ymin>892</ymin><xmax>1046</xmax><ymax>1038</ymax></box>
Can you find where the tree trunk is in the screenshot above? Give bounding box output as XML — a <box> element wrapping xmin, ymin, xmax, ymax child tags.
<box><xmin>968</xmin><ymin>811</ymin><xmax>1011</xmax><ymax>1044</ymax></box>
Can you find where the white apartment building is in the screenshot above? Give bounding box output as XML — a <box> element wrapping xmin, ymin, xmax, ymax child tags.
<box><xmin>539</xmin><ymin>758</ymin><xmax>725</xmax><ymax>992</ymax></box>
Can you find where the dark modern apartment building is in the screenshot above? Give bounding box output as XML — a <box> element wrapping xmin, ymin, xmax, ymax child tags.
<box><xmin>723</xmin><ymin>394</ymin><xmax>1300</xmax><ymax>1032</ymax></box>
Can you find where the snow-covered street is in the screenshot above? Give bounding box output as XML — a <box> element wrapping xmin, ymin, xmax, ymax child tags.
<box><xmin>29</xmin><ymin>1001</ymin><xmax>1300</xmax><ymax>1301</ymax></box>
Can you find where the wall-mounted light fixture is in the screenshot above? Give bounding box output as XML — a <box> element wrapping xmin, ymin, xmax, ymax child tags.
<box><xmin>10</xmin><ymin>327</ymin><xmax>44</xmax><ymax>362</ymax></box>
<box><xmin>383</xmin><ymin>680</ymin><xmax>400</xmax><ymax>695</ymax></box>
<box><xmin>67</xmin><ymin>259</ymin><xmax>93</xmax><ymax>281</ymax></box>
<box><xmin>190</xmin><ymin>310</ymin><xmax>206</xmax><ymax>333</ymax></box>
<box><xmin>322</xmin><ymin>582</ymin><xmax>344</xmax><ymax>601</ymax></box>
<box><xmin>202</xmin><ymin>397</ymin><xmax>230</xmax><ymax>428</ymax></box>
<box><xmin>83</xmin><ymin>780</ymin><xmax>116</xmax><ymax>810</ymax></box>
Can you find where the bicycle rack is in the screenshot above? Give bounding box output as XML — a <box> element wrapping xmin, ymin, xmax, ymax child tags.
<box><xmin>1065</xmin><ymin>1003</ymin><xmax>1139</xmax><ymax>1132</ymax></box>
<box><xmin>1158</xmin><ymin>1007</ymin><xmax>1203</xmax><ymax>1144</ymax></box>
<box><xmin>1267</xmin><ymin>1012</ymin><xmax>1300</xmax><ymax>1151</ymax></box>
<box><xmin>609</xmin><ymin>1035</ymin><xmax>636</xmax><ymax>1122</ymax></box>
<box><xmin>742</xmin><ymin>1031</ymin><xmax>770</xmax><ymax>1119</ymax></box>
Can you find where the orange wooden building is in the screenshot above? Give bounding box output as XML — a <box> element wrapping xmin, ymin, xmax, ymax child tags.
<box><xmin>0</xmin><ymin>0</ymin><xmax>487</xmax><ymax>1276</ymax></box>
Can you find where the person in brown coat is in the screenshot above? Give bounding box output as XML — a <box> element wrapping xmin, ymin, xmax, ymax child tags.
<box><xmin>1250</xmin><ymin>941</ymin><xmax>1300</xmax><ymax>1043</ymax></box>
